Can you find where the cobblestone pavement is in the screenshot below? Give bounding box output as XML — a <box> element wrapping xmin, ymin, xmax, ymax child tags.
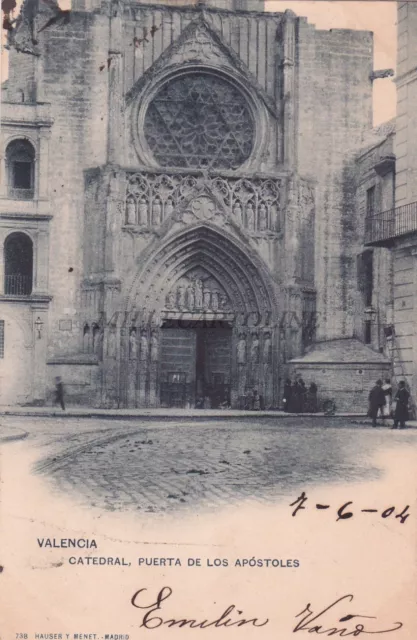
<box><xmin>1</xmin><ymin>415</ymin><xmax>417</xmax><ymax>515</ymax></box>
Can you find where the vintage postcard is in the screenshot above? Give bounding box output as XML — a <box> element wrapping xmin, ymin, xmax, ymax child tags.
<box><xmin>0</xmin><ymin>0</ymin><xmax>416</xmax><ymax>638</ymax></box>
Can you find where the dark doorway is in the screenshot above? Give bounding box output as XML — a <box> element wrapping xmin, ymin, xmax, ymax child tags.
<box><xmin>160</xmin><ymin>320</ymin><xmax>232</xmax><ymax>408</ymax></box>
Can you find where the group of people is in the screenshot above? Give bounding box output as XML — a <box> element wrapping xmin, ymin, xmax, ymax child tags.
<box><xmin>282</xmin><ymin>378</ymin><xmax>318</xmax><ymax>413</ymax></box>
<box><xmin>368</xmin><ymin>378</ymin><xmax>410</xmax><ymax>428</ymax></box>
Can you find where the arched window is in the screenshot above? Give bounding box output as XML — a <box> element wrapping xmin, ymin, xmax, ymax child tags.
<box><xmin>5</xmin><ymin>139</ymin><xmax>35</xmax><ymax>199</ymax></box>
<box><xmin>4</xmin><ymin>232</ymin><xmax>33</xmax><ymax>296</ymax></box>
<box><xmin>143</xmin><ymin>72</ymin><xmax>255</xmax><ymax>170</ymax></box>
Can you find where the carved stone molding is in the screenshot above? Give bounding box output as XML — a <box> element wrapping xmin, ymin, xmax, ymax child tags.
<box><xmin>123</xmin><ymin>171</ymin><xmax>283</xmax><ymax>235</ymax></box>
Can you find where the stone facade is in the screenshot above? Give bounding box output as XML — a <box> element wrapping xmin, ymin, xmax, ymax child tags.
<box><xmin>354</xmin><ymin>121</ymin><xmax>395</xmax><ymax>352</ymax></box>
<box><xmin>0</xmin><ymin>0</ymin><xmax>378</xmax><ymax>407</ymax></box>
<box><xmin>390</xmin><ymin>2</ymin><xmax>417</xmax><ymax>400</ymax></box>
<box><xmin>361</xmin><ymin>3</ymin><xmax>417</xmax><ymax>410</ymax></box>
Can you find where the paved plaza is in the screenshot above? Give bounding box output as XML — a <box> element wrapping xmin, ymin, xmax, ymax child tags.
<box><xmin>1</xmin><ymin>414</ymin><xmax>416</xmax><ymax>515</ymax></box>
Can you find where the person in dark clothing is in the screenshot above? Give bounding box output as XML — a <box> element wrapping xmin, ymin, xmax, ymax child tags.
<box><xmin>392</xmin><ymin>381</ymin><xmax>410</xmax><ymax>429</ymax></box>
<box><xmin>252</xmin><ymin>389</ymin><xmax>261</xmax><ymax>411</ymax></box>
<box><xmin>298</xmin><ymin>378</ymin><xmax>307</xmax><ymax>413</ymax></box>
<box><xmin>291</xmin><ymin>379</ymin><xmax>302</xmax><ymax>413</ymax></box>
<box><xmin>308</xmin><ymin>382</ymin><xmax>318</xmax><ymax>413</ymax></box>
<box><xmin>288</xmin><ymin>380</ymin><xmax>297</xmax><ymax>412</ymax></box>
<box><xmin>283</xmin><ymin>379</ymin><xmax>292</xmax><ymax>412</ymax></box>
<box><xmin>368</xmin><ymin>379</ymin><xmax>385</xmax><ymax>427</ymax></box>
<box><xmin>54</xmin><ymin>376</ymin><xmax>65</xmax><ymax>411</ymax></box>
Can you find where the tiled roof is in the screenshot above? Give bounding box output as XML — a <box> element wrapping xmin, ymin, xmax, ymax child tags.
<box><xmin>357</xmin><ymin>117</ymin><xmax>396</xmax><ymax>156</ymax></box>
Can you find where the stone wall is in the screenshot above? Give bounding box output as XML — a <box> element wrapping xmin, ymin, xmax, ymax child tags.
<box><xmin>390</xmin><ymin>4</ymin><xmax>417</xmax><ymax>399</ymax></box>
<box><xmin>297</xmin><ymin>21</ymin><xmax>374</xmax><ymax>342</ymax></box>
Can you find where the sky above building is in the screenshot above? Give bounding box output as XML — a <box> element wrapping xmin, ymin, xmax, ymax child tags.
<box><xmin>1</xmin><ymin>0</ymin><xmax>397</xmax><ymax>125</ymax></box>
<box><xmin>268</xmin><ymin>1</ymin><xmax>396</xmax><ymax>125</ymax></box>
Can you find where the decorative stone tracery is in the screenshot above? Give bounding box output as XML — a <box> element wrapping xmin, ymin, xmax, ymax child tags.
<box><xmin>124</xmin><ymin>171</ymin><xmax>282</xmax><ymax>233</ymax></box>
<box><xmin>143</xmin><ymin>72</ymin><xmax>255</xmax><ymax>170</ymax></box>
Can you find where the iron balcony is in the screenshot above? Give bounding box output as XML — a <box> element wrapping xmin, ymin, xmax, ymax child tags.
<box><xmin>365</xmin><ymin>201</ymin><xmax>417</xmax><ymax>247</ymax></box>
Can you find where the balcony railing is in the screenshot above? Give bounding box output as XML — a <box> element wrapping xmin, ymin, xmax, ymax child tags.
<box><xmin>4</xmin><ymin>274</ymin><xmax>32</xmax><ymax>296</ymax></box>
<box><xmin>365</xmin><ymin>201</ymin><xmax>417</xmax><ymax>246</ymax></box>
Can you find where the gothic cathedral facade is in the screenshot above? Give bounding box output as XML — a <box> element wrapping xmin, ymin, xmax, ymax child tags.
<box><xmin>0</xmin><ymin>0</ymin><xmax>375</xmax><ymax>408</ymax></box>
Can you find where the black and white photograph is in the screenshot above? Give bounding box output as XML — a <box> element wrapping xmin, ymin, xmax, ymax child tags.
<box><xmin>0</xmin><ymin>0</ymin><xmax>416</xmax><ymax>637</ymax></box>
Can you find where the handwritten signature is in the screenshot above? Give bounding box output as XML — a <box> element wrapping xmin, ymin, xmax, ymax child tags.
<box><xmin>131</xmin><ymin>588</ymin><xmax>403</xmax><ymax>635</ymax></box>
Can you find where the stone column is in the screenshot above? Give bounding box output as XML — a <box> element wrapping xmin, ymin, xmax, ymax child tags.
<box><xmin>285</xmin><ymin>176</ymin><xmax>300</xmax><ymax>286</ymax></box>
<box><xmin>138</xmin><ymin>328</ymin><xmax>149</xmax><ymax>407</ymax></box>
<box><xmin>148</xmin><ymin>327</ymin><xmax>160</xmax><ymax>407</ymax></box>
<box><xmin>107</xmin><ymin>9</ymin><xmax>124</xmax><ymax>166</ymax></box>
<box><xmin>286</xmin><ymin>286</ymin><xmax>303</xmax><ymax>360</ymax></box>
<box><xmin>127</xmin><ymin>327</ymin><xmax>138</xmax><ymax>407</ymax></box>
<box><xmin>31</xmin><ymin>307</ymin><xmax>48</xmax><ymax>403</ymax></box>
<box><xmin>0</xmin><ymin>228</ymin><xmax>6</xmax><ymax>295</ymax></box>
<box><xmin>37</xmin><ymin>131</ymin><xmax>51</xmax><ymax>200</ymax></box>
<box><xmin>281</xmin><ymin>10</ymin><xmax>297</xmax><ymax>170</ymax></box>
<box><xmin>104</xmin><ymin>172</ymin><xmax>124</xmax><ymax>275</ymax></box>
<box><xmin>411</xmin><ymin>248</ymin><xmax>417</xmax><ymax>411</ymax></box>
<box><xmin>34</xmin><ymin>229</ymin><xmax>49</xmax><ymax>295</ymax></box>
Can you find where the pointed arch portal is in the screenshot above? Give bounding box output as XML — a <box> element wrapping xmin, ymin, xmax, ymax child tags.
<box><xmin>115</xmin><ymin>225</ymin><xmax>280</xmax><ymax>409</ymax></box>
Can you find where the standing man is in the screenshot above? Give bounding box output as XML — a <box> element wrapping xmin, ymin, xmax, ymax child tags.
<box><xmin>283</xmin><ymin>378</ymin><xmax>292</xmax><ymax>412</ymax></box>
<box><xmin>368</xmin><ymin>379</ymin><xmax>385</xmax><ymax>427</ymax></box>
<box><xmin>55</xmin><ymin>376</ymin><xmax>66</xmax><ymax>411</ymax></box>
<box><xmin>392</xmin><ymin>381</ymin><xmax>410</xmax><ymax>429</ymax></box>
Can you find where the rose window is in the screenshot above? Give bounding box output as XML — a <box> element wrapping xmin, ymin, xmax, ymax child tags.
<box><xmin>143</xmin><ymin>73</ymin><xmax>255</xmax><ymax>170</ymax></box>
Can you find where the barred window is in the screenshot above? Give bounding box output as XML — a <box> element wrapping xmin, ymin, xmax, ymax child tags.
<box><xmin>5</xmin><ymin>139</ymin><xmax>35</xmax><ymax>200</ymax></box>
<box><xmin>144</xmin><ymin>73</ymin><xmax>255</xmax><ymax>170</ymax></box>
<box><xmin>0</xmin><ymin>320</ymin><xmax>4</xmax><ymax>358</ymax></box>
<box><xmin>4</xmin><ymin>232</ymin><xmax>33</xmax><ymax>296</ymax></box>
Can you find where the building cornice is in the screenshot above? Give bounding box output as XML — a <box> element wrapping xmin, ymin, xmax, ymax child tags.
<box><xmin>395</xmin><ymin>65</ymin><xmax>417</xmax><ymax>88</ymax></box>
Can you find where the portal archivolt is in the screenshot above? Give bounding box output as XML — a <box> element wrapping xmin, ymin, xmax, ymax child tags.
<box><xmin>125</xmin><ymin>224</ymin><xmax>275</xmax><ymax>322</ymax></box>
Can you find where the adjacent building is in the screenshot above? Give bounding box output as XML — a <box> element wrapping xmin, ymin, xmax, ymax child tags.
<box><xmin>365</xmin><ymin>2</ymin><xmax>417</xmax><ymax>412</ymax></box>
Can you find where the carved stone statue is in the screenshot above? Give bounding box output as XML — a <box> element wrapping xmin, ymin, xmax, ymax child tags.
<box><xmin>187</xmin><ymin>284</ymin><xmax>195</xmax><ymax>309</ymax></box>
<box><xmin>246</xmin><ymin>202</ymin><xmax>255</xmax><ymax>231</ymax></box>
<box><xmin>92</xmin><ymin>324</ymin><xmax>101</xmax><ymax>356</ymax></box>
<box><xmin>138</xmin><ymin>197</ymin><xmax>148</xmax><ymax>226</ymax></box>
<box><xmin>259</xmin><ymin>203</ymin><xmax>268</xmax><ymax>231</ymax></box>
<box><xmin>263</xmin><ymin>333</ymin><xmax>272</xmax><ymax>364</ymax></box>
<box><xmin>129</xmin><ymin>328</ymin><xmax>137</xmax><ymax>359</ymax></box>
<box><xmin>140</xmin><ymin>332</ymin><xmax>148</xmax><ymax>361</ymax></box>
<box><xmin>107</xmin><ymin>327</ymin><xmax>117</xmax><ymax>358</ymax></box>
<box><xmin>219</xmin><ymin>293</ymin><xmax>228</xmax><ymax>309</ymax></box>
<box><xmin>251</xmin><ymin>333</ymin><xmax>260</xmax><ymax>364</ymax></box>
<box><xmin>195</xmin><ymin>278</ymin><xmax>203</xmax><ymax>309</ymax></box>
<box><xmin>165</xmin><ymin>198</ymin><xmax>174</xmax><ymax>219</ymax></box>
<box><xmin>166</xmin><ymin>290</ymin><xmax>176</xmax><ymax>309</ymax></box>
<box><xmin>152</xmin><ymin>197</ymin><xmax>162</xmax><ymax>226</ymax></box>
<box><xmin>126</xmin><ymin>197</ymin><xmax>136</xmax><ymax>225</ymax></box>
<box><xmin>237</xmin><ymin>335</ymin><xmax>246</xmax><ymax>365</ymax></box>
<box><xmin>83</xmin><ymin>324</ymin><xmax>90</xmax><ymax>353</ymax></box>
<box><xmin>203</xmin><ymin>288</ymin><xmax>211</xmax><ymax>310</ymax></box>
<box><xmin>177</xmin><ymin>284</ymin><xmax>186</xmax><ymax>308</ymax></box>
<box><xmin>211</xmin><ymin>289</ymin><xmax>219</xmax><ymax>311</ymax></box>
<box><xmin>233</xmin><ymin>200</ymin><xmax>242</xmax><ymax>225</ymax></box>
<box><xmin>270</xmin><ymin>204</ymin><xmax>279</xmax><ymax>231</ymax></box>
<box><xmin>150</xmin><ymin>332</ymin><xmax>158</xmax><ymax>363</ymax></box>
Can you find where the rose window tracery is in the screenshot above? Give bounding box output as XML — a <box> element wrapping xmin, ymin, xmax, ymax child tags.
<box><xmin>143</xmin><ymin>73</ymin><xmax>255</xmax><ymax>170</ymax></box>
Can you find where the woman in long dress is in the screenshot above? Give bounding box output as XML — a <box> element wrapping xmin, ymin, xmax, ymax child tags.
<box><xmin>382</xmin><ymin>378</ymin><xmax>392</xmax><ymax>417</ymax></box>
<box><xmin>392</xmin><ymin>381</ymin><xmax>410</xmax><ymax>429</ymax></box>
